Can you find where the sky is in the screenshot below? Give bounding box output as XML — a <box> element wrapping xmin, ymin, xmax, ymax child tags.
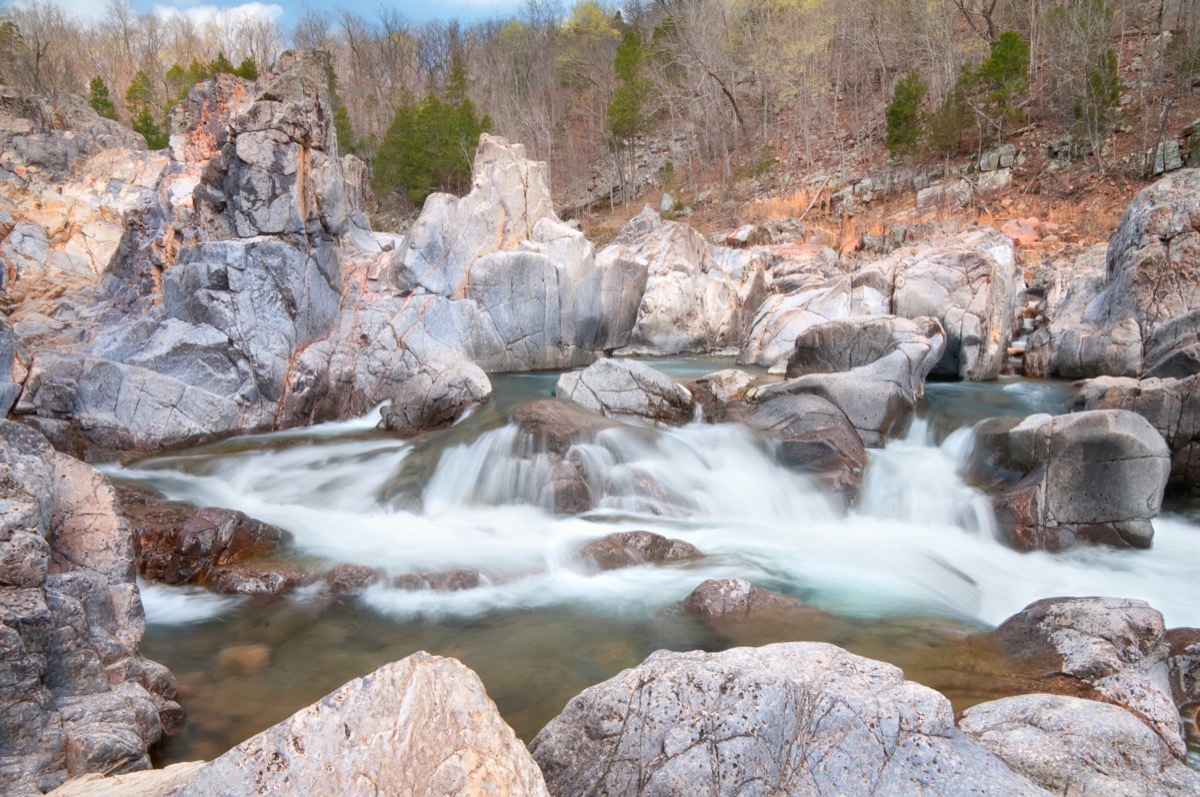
<box><xmin>31</xmin><ymin>0</ymin><xmax>531</xmax><ymax>27</ymax></box>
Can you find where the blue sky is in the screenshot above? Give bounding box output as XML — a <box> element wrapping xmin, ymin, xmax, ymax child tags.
<box><xmin>38</xmin><ymin>0</ymin><xmax>530</xmax><ymax>27</ymax></box>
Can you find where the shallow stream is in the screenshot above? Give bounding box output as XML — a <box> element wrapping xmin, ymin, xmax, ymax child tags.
<box><xmin>103</xmin><ymin>359</ymin><xmax>1200</xmax><ymax>767</ymax></box>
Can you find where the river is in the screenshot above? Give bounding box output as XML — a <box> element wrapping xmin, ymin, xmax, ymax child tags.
<box><xmin>101</xmin><ymin>358</ymin><xmax>1200</xmax><ymax>768</ymax></box>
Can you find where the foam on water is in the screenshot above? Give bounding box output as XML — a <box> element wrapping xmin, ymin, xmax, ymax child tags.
<box><xmin>110</xmin><ymin>403</ymin><xmax>1200</xmax><ymax>630</ymax></box>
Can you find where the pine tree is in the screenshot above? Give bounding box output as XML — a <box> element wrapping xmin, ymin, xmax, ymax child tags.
<box><xmin>89</xmin><ymin>76</ymin><xmax>118</xmax><ymax>120</ymax></box>
<box><xmin>885</xmin><ymin>70</ymin><xmax>927</xmax><ymax>155</ymax></box>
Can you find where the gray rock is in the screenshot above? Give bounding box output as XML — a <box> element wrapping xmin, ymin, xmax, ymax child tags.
<box><xmin>1165</xmin><ymin>627</ymin><xmax>1200</xmax><ymax>708</ymax></box>
<box><xmin>557</xmin><ymin>359</ymin><xmax>694</xmax><ymax>425</ymax></box>
<box><xmin>379</xmin><ymin>360</ymin><xmax>491</xmax><ymax>436</ymax></box>
<box><xmin>530</xmin><ymin>642</ymin><xmax>1051</xmax><ymax>797</ymax></box>
<box><xmin>967</xmin><ymin>410</ymin><xmax>1170</xmax><ymax>550</ymax></box>
<box><xmin>751</xmin><ymin>315</ymin><xmax>946</xmax><ymax>446</ymax></box>
<box><xmin>0</xmin><ymin>422</ymin><xmax>179</xmax><ymax>793</ymax></box>
<box><xmin>960</xmin><ymin>693</ymin><xmax>1200</xmax><ymax>796</ymax></box>
<box><xmin>990</xmin><ymin>596</ymin><xmax>1185</xmax><ymax>759</ymax></box>
<box><xmin>173</xmin><ymin>652</ymin><xmax>549</xmax><ymax>796</ymax></box>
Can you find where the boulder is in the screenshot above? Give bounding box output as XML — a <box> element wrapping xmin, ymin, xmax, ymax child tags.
<box><xmin>989</xmin><ymin>596</ymin><xmax>1185</xmax><ymax>759</ymax></box>
<box><xmin>959</xmin><ymin>693</ymin><xmax>1200</xmax><ymax>796</ymax></box>
<box><xmin>556</xmin><ymin>359</ymin><xmax>694</xmax><ymax>425</ymax></box>
<box><xmin>603</xmin><ymin>206</ymin><xmax>768</xmax><ymax>355</ymax></box>
<box><xmin>749</xmin><ymin>315</ymin><xmax>946</xmax><ymax>446</ymax></box>
<box><xmin>724</xmin><ymin>392</ymin><xmax>866</xmax><ymax>500</ymax></box>
<box><xmin>890</xmin><ymin>227</ymin><xmax>1020</xmax><ymax>380</ymax></box>
<box><xmin>170</xmin><ymin>652</ymin><xmax>549</xmax><ymax>796</ymax></box>
<box><xmin>1025</xmin><ymin>169</ymin><xmax>1200</xmax><ymax>378</ymax></box>
<box><xmin>577</xmin><ymin>531</ymin><xmax>700</xmax><ymax>571</ymax></box>
<box><xmin>739</xmin><ymin>268</ymin><xmax>892</xmax><ymax>370</ymax></box>
<box><xmin>45</xmin><ymin>761</ymin><xmax>206</xmax><ymax>797</ymax></box>
<box><xmin>379</xmin><ymin>361</ymin><xmax>491</xmax><ymax>436</ymax></box>
<box><xmin>0</xmin><ymin>422</ymin><xmax>179</xmax><ymax>794</ymax></box>
<box><xmin>686</xmin><ymin>369</ymin><xmax>755</xmax><ymax>419</ymax></box>
<box><xmin>1165</xmin><ymin>627</ymin><xmax>1200</xmax><ymax>708</ymax></box>
<box><xmin>529</xmin><ymin>642</ymin><xmax>1051</xmax><ymax>797</ymax></box>
<box><xmin>511</xmin><ymin>399</ymin><xmax>621</xmax><ymax>455</ymax></box>
<box><xmin>967</xmin><ymin>410</ymin><xmax>1170</xmax><ymax>550</ymax></box>
<box><xmin>682</xmin><ymin>578</ymin><xmax>815</xmax><ymax>620</ymax></box>
<box><xmin>1075</xmin><ymin>374</ymin><xmax>1200</xmax><ymax>486</ymax></box>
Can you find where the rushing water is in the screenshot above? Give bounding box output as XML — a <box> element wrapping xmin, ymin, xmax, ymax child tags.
<box><xmin>104</xmin><ymin>364</ymin><xmax>1200</xmax><ymax>766</ymax></box>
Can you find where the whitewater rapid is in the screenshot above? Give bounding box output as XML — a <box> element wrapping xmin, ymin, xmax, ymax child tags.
<box><xmin>106</xmin><ymin>385</ymin><xmax>1200</xmax><ymax>630</ymax></box>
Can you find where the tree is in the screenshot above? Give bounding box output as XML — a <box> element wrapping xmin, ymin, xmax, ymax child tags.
<box><xmin>960</xmin><ymin>29</ymin><xmax>1029</xmax><ymax>144</ymax></box>
<box><xmin>885</xmin><ymin>70</ymin><xmax>926</xmax><ymax>155</ymax></box>
<box><xmin>373</xmin><ymin>92</ymin><xmax>490</xmax><ymax>205</ymax></box>
<box><xmin>607</xmin><ymin>26</ymin><xmax>651</xmax><ymax>200</ymax></box>
<box><xmin>131</xmin><ymin>106</ymin><xmax>168</xmax><ymax>149</ymax></box>
<box><xmin>89</xmin><ymin>76</ymin><xmax>118</xmax><ymax>120</ymax></box>
<box><xmin>233</xmin><ymin>57</ymin><xmax>258</xmax><ymax>80</ymax></box>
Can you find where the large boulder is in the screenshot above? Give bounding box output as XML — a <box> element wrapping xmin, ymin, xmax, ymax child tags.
<box><xmin>1025</xmin><ymin>169</ymin><xmax>1200</xmax><ymax>378</ymax></box>
<box><xmin>988</xmin><ymin>596</ymin><xmax>1186</xmax><ymax>759</ymax></box>
<box><xmin>605</xmin><ymin>206</ymin><xmax>769</xmax><ymax>355</ymax></box>
<box><xmin>749</xmin><ymin>315</ymin><xmax>945</xmax><ymax>446</ymax></box>
<box><xmin>378</xmin><ymin>360</ymin><xmax>491</xmax><ymax>436</ymax></box>
<box><xmin>1075</xmin><ymin>374</ymin><xmax>1200</xmax><ymax>486</ymax></box>
<box><xmin>967</xmin><ymin>410</ymin><xmax>1170</xmax><ymax>550</ymax></box>
<box><xmin>577</xmin><ymin>531</ymin><xmax>700</xmax><ymax>571</ymax></box>
<box><xmin>529</xmin><ymin>642</ymin><xmax>1051</xmax><ymax>796</ymax></box>
<box><xmin>959</xmin><ymin>694</ymin><xmax>1200</xmax><ymax>796</ymax></box>
<box><xmin>889</xmin><ymin>227</ymin><xmax>1020</xmax><ymax>380</ymax></box>
<box><xmin>0</xmin><ymin>422</ymin><xmax>180</xmax><ymax>795</ymax></box>
<box><xmin>556</xmin><ymin>359</ymin><xmax>694</xmax><ymax>425</ymax></box>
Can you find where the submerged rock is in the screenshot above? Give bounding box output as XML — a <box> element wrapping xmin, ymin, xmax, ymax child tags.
<box><xmin>530</xmin><ymin>642</ymin><xmax>1051</xmax><ymax>797</ymax></box>
<box><xmin>967</xmin><ymin>410</ymin><xmax>1170</xmax><ymax>550</ymax></box>
<box><xmin>577</xmin><ymin>531</ymin><xmax>699</xmax><ymax>571</ymax></box>
<box><xmin>556</xmin><ymin>359</ymin><xmax>694</xmax><ymax>425</ymax></box>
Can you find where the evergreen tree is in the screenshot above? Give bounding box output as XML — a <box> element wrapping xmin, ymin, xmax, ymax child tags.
<box><xmin>885</xmin><ymin>70</ymin><xmax>926</xmax><ymax>155</ymax></box>
<box><xmin>210</xmin><ymin>52</ymin><xmax>235</xmax><ymax>76</ymax></box>
<box><xmin>131</xmin><ymin>106</ymin><xmax>168</xmax><ymax>149</ymax></box>
<box><xmin>960</xmin><ymin>30</ymin><xmax>1029</xmax><ymax>143</ymax></box>
<box><xmin>88</xmin><ymin>76</ymin><xmax>118</xmax><ymax>120</ymax></box>
<box><xmin>233</xmin><ymin>57</ymin><xmax>259</xmax><ymax>81</ymax></box>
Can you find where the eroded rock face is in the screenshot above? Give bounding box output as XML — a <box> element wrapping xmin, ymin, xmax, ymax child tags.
<box><xmin>967</xmin><ymin>410</ymin><xmax>1170</xmax><ymax>550</ymax></box>
<box><xmin>605</xmin><ymin>206</ymin><xmax>768</xmax><ymax>355</ymax></box>
<box><xmin>556</xmin><ymin>359</ymin><xmax>694</xmax><ymax>425</ymax></box>
<box><xmin>739</xmin><ymin>228</ymin><xmax>1020</xmax><ymax>380</ymax></box>
<box><xmin>529</xmin><ymin>642</ymin><xmax>1051</xmax><ymax>797</ymax></box>
<box><xmin>749</xmin><ymin>315</ymin><xmax>945</xmax><ymax>446</ymax></box>
<box><xmin>988</xmin><ymin>596</ymin><xmax>1185</xmax><ymax>759</ymax></box>
<box><xmin>1026</xmin><ymin>169</ymin><xmax>1200</xmax><ymax>379</ymax></box>
<box><xmin>0</xmin><ymin>422</ymin><xmax>179</xmax><ymax>795</ymax></box>
<box><xmin>959</xmin><ymin>694</ymin><xmax>1200</xmax><ymax>796</ymax></box>
<box><xmin>172</xmin><ymin>652</ymin><xmax>549</xmax><ymax>796</ymax></box>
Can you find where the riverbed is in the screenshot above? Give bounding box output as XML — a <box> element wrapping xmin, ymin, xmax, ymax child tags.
<box><xmin>103</xmin><ymin>359</ymin><xmax>1200</xmax><ymax>768</ymax></box>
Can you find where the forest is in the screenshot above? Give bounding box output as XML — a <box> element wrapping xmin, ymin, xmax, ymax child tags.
<box><xmin>1</xmin><ymin>0</ymin><xmax>1197</xmax><ymax>213</ymax></box>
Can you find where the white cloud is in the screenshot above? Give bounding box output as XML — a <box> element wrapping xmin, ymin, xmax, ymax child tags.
<box><xmin>151</xmin><ymin>2</ymin><xmax>284</xmax><ymax>27</ymax></box>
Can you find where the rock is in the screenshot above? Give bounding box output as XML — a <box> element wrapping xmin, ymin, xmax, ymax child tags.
<box><xmin>739</xmin><ymin>267</ymin><xmax>892</xmax><ymax>370</ymax></box>
<box><xmin>216</xmin><ymin>644</ymin><xmax>272</xmax><ymax>674</ymax></box>
<box><xmin>1165</xmin><ymin>627</ymin><xmax>1200</xmax><ymax>707</ymax></box>
<box><xmin>989</xmin><ymin>596</ymin><xmax>1186</xmax><ymax>759</ymax></box>
<box><xmin>724</xmin><ymin>224</ymin><xmax>771</xmax><ymax>248</ymax></box>
<box><xmin>530</xmin><ymin>642</ymin><xmax>1051</xmax><ymax>797</ymax></box>
<box><xmin>890</xmin><ymin>227</ymin><xmax>1020</xmax><ymax>380</ymax></box>
<box><xmin>725</xmin><ymin>392</ymin><xmax>866</xmax><ymax>500</ymax></box>
<box><xmin>0</xmin><ymin>421</ymin><xmax>179</xmax><ymax>794</ymax></box>
<box><xmin>750</xmin><ymin>315</ymin><xmax>945</xmax><ymax>446</ymax></box>
<box><xmin>604</xmin><ymin>206</ymin><xmax>768</xmax><ymax>355</ymax></box>
<box><xmin>511</xmin><ymin>400</ymin><xmax>621</xmax><ymax>455</ymax></box>
<box><xmin>46</xmin><ymin>761</ymin><xmax>207</xmax><ymax>797</ymax></box>
<box><xmin>967</xmin><ymin>410</ymin><xmax>1170</xmax><ymax>550</ymax></box>
<box><xmin>1001</xmin><ymin>218</ymin><xmax>1040</xmax><ymax>246</ymax></box>
<box><xmin>577</xmin><ymin>531</ymin><xmax>700</xmax><ymax>571</ymax></box>
<box><xmin>0</xmin><ymin>319</ymin><xmax>25</xmax><ymax>415</ymax></box>
<box><xmin>686</xmin><ymin>369</ymin><xmax>755</xmax><ymax>419</ymax></box>
<box><xmin>763</xmin><ymin>243</ymin><xmax>840</xmax><ymax>292</ymax></box>
<box><xmin>959</xmin><ymin>693</ymin><xmax>1200</xmax><ymax>796</ymax></box>
<box><xmin>378</xmin><ymin>361</ymin><xmax>491</xmax><ymax>436</ymax></box>
<box><xmin>1028</xmin><ymin>170</ymin><xmax>1200</xmax><ymax>378</ymax></box>
<box><xmin>682</xmin><ymin>578</ymin><xmax>810</xmax><ymax>619</ymax></box>
<box><xmin>556</xmin><ymin>359</ymin><xmax>694</xmax><ymax>425</ymax></box>
<box><xmin>322</xmin><ymin>564</ymin><xmax>383</xmax><ymax>595</ymax></box>
<box><xmin>392</xmin><ymin>569</ymin><xmax>484</xmax><ymax>592</ymax></box>
<box><xmin>124</xmin><ymin>495</ymin><xmax>292</xmax><ymax>588</ymax></box>
<box><xmin>172</xmin><ymin>652</ymin><xmax>549</xmax><ymax>796</ymax></box>
<box><xmin>1075</xmin><ymin>374</ymin><xmax>1200</xmax><ymax>485</ymax></box>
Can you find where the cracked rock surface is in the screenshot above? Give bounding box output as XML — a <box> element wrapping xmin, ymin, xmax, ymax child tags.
<box><xmin>556</xmin><ymin>359</ymin><xmax>695</xmax><ymax>425</ymax></box>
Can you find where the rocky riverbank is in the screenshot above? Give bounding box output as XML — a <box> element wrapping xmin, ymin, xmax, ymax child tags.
<box><xmin>3</xmin><ymin>48</ymin><xmax>1200</xmax><ymax>795</ymax></box>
